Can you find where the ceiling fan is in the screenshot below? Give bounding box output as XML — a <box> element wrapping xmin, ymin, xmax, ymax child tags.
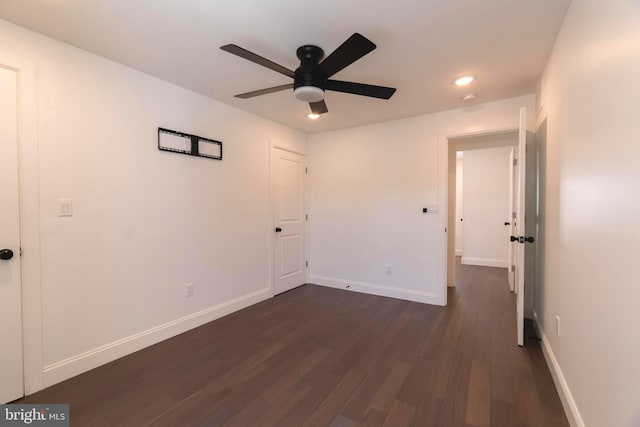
<box><xmin>220</xmin><ymin>33</ymin><xmax>396</xmax><ymax>116</ymax></box>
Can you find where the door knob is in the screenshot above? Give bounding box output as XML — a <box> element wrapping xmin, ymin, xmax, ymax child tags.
<box><xmin>0</xmin><ymin>249</ymin><xmax>14</xmax><ymax>260</ymax></box>
<box><xmin>275</xmin><ymin>227</ymin><xmax>282</xmax><ymax>233</ymax></box>
<box><xmin>504</xmin><ymin>222</ymin><xmax>511</xmax><ymax>226</ymax></box>
<box><xmin>510</xmin><ymin>236</ymin><xmax>535</xmax><ymax>244</ymax></box>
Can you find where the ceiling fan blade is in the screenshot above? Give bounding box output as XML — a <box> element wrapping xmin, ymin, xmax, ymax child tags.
<box><xmin>235</xmin><ymin>83</ymin><xmax>294</xmax><ymax>99</ymax></box>
<box><xmin>309</xmin><ymin>100</ymin><xmax>328</xmax><ymax>114</ymax></box>
<box><xmin>325</xmin><ymin>80</ymin><xmax>396</xmax><ymax>99</ymax></box>
<box><xmin>220</xmin><ymin>44</ymin><xmax>295</xmax><ymax>78</ymax></box>
<box><xmin>320</xmin><ymin>33</ymin><xmax>376</xmax><ymax>78</ymax></box>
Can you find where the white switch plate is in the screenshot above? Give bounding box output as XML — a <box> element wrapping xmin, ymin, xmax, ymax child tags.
<box><xmin>59</xmin><ymin>199</ymin><xmax>73</xmax><ymax>217</ymax></box>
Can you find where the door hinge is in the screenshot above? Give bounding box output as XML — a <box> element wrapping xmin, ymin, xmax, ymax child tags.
<box><xmin>305</xmin><ymin>167</ymin><xmax>308</xmax><ymax>174</ymax></box>
<box><xmin>511</xmin><ymin>265</ymin><xmax>516</xmax><ymax>272</ymax></box>
<box><xmin>20</xmin><ymin>247</ymin><xmax>23</xmax><ymax>257</ymax></box>
<box><xmin>305</xmin><ymin>260</ymin><xmax>309</xmax><ymax>267</ymax></box>
<box><xmin>306</xmin><ymin>214</ymin><xmax>308</xmax><ymax>221</ymax></box>
<box><xmin>445</xmin><ymin>227</ymin><xmax>447</xmax><ymax>233</ymax></box>
<box><xmin>513</xmin><ymin>158</ymin><xmax>518</xmax><ymax>166</ymax></box>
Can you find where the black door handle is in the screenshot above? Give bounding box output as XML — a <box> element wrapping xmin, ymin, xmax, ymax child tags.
<box><xmin>504</xmin><ymin>222</ymin><xmax>511</xmax><ymax>226</ymax></box>
<box><xmin>0</xmin><ymin>249</ymin><xmax>14</xmax><ymax>260</ymax></box>
<box><xmin>510</xmin><ymin>236</ymin><xmax>535</xmax><ymax>243</ymax></box>
<box><xmin>275</xmin><ymin>227</ymin><xmax>282</xmax><ymax>233</ymax></box>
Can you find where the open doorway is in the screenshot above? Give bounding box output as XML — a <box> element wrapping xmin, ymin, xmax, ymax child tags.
<box><xmin>447</xmin><ymin>131</ymin><xmax>518</xmax><ymax>288</ymax></box>
<box><xmin>441</xmin><ymin>108</ymin><xmax>538</xmax><ymax>347</ymax></box>
<box><xmin>453</xmin><ymin>146</ymin><xmax>514</xmax><ymax>277</ymax></box>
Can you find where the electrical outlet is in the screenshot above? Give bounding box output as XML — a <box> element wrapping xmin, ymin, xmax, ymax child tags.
<box><xmin>185</xmin><ymin>283</ymin><xmax>194</xmax><ymax>297</ymax></box>
<box><xmin>555</xmin><ymin>315</ymin><xmax>560</xmax><ymax>336</ymax></box>
<box><xmin>345</xmin><ymin>281</ymin><xmax>351</xmax><ymax>289</ymax></box>
<box><xmin>385</xmin><ymin>265</ymin><xmax>393</xmax><ymax>275</ymax></box>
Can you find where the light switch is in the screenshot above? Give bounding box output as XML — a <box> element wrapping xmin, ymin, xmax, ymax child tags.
<box><xmin>59</xmin><ymin>199</ymin><xmax>73</xmax><ymax>217</ymax></box>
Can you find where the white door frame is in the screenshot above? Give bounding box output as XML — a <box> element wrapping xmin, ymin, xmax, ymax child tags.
<box><xmin>437</xmin><ymin>124</ymin><xmax>519</xmax><ymax>306</ymax></box>
<box><xmin>454</xmin><ymin>154</ymin><xmax>464</xmax><ymax>257</ymax></box>
<box><xmin>268</xmin><ymin>141</ymin><xmax>310</xmax><ymax>297</ymax></box>
<box><xmin>0</xmin><ymin>59</ymin><xmax>44</xmax><ymax>395</ymax></box>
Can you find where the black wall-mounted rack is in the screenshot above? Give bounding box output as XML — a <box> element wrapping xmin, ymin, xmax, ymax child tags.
<box><xmin>158</xmin><ymin>127</ymin><xmax>223</xmax><ymax>160</ymax></box>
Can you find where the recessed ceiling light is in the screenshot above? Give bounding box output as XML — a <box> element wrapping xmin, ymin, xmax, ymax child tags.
<box><xmin>454</xmin><ymin>76</ymin><xmax>475</xmax><ymax>86</ymax></box>
<box><xmin>307</xmin><ymin>113</ymin><xmax>320</xmax><ymax>120</ymax></box>
<box><xmin>461</xmin><ymin>93</ymin><xmax>477</xmax><ymax>101</ymax></box>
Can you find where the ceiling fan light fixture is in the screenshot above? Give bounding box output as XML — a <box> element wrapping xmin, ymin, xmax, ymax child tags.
<box><xmin>294</xmin><ymin>86</ymin><xmax>325</xmax><ymax>103</ymax></box>
<box><xmin>454</xmin><ymin>75</ymin><xmax>475</xmax><ymax>86</ymax></box>
<box><xmin>307</xmin><ymin>113</ymin><xmax>320</xmax><ymax>120</ymax></box>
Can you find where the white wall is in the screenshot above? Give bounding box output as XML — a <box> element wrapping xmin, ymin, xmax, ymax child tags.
<box><xmin>461</xmin><ymin>146</ymin><xmax>511</xmax><ymax>268</ymax></box>
<box><xmin>535</xmin><ymin>1</ymin><xmax>640</xmax><ymax>426</ymax></box>
<box><xmin>0</xmin><ymin>19</ymin><xmax>306</xmax><ymax>389</ymax></box>
<box><xmin>308</xmin><ymin>94</ymin><xmax>534</xmax><ymax>305</ymax></box>
<box><xmin>454</xmin><ymin>156</ymin><xmax>463</xmax><ymax>256</ymax></box>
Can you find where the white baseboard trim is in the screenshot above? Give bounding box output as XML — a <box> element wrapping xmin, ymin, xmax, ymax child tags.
<box><xmin>455</xmin><ymin>249</ymin><xmax>463</xmax><ymax>256</ymax></box>
<box><xmin>42</xmin><ymin>287</ymin><xmax>272</xmax><ymax>388</ymax></box>
<box><xmin>309</xmin><ymin>275</ymin><xmax>441</xmax><ymax>306</ymax></box>
<box><xmin>461</xmin><ymin>257</ymin><xmax>508</xmax><ymax>268</ymax></box>
<box><xmin>532</xmin><ymin>311</ymin><xmax>585</xmax><ymax>427</ymax></box>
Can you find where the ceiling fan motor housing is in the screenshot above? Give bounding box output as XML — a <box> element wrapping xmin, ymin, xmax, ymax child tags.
<box><xmin>294</xmin><ymin>45</ymin><xmax>326</xmax><ymax>101</ymax></box>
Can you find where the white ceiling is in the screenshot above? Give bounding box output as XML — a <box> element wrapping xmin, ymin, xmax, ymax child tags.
<box><xmin>0</xmin><ymin>0</ymin><xmax>570</xmax><ymax>134</ymax></box>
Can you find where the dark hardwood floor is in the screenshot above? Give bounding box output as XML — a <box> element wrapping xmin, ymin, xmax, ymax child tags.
<box><xmin>19</xmin><ymin>261</ymin><xmax>568</xmax><ymax>426</ymax></box>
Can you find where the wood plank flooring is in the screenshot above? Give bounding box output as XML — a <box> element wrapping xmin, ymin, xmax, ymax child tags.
<box><xmin>18</xmin><ymin>261</ymin><xmax>568</xmax><ymax>426</ymax></box>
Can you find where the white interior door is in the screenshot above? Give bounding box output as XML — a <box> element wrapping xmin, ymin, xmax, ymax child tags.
<box><xmin>0</xmin><ymin>67</ymin><xmax>24</xmax><ymax>403</ymax></box>
<box><xmin>507</xmin><ymin>148</ymin><xmax>516</xmax><ymax>292</ymax></box>
<box><xmin>515</xmin><ymin>107</ymin><xmax>527</xmax><ymax>346</ymax></box>
<box><xmin>272</xmin><ymin>148</ymin><xmax>308</xmax><ymax>295</ymax></box>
